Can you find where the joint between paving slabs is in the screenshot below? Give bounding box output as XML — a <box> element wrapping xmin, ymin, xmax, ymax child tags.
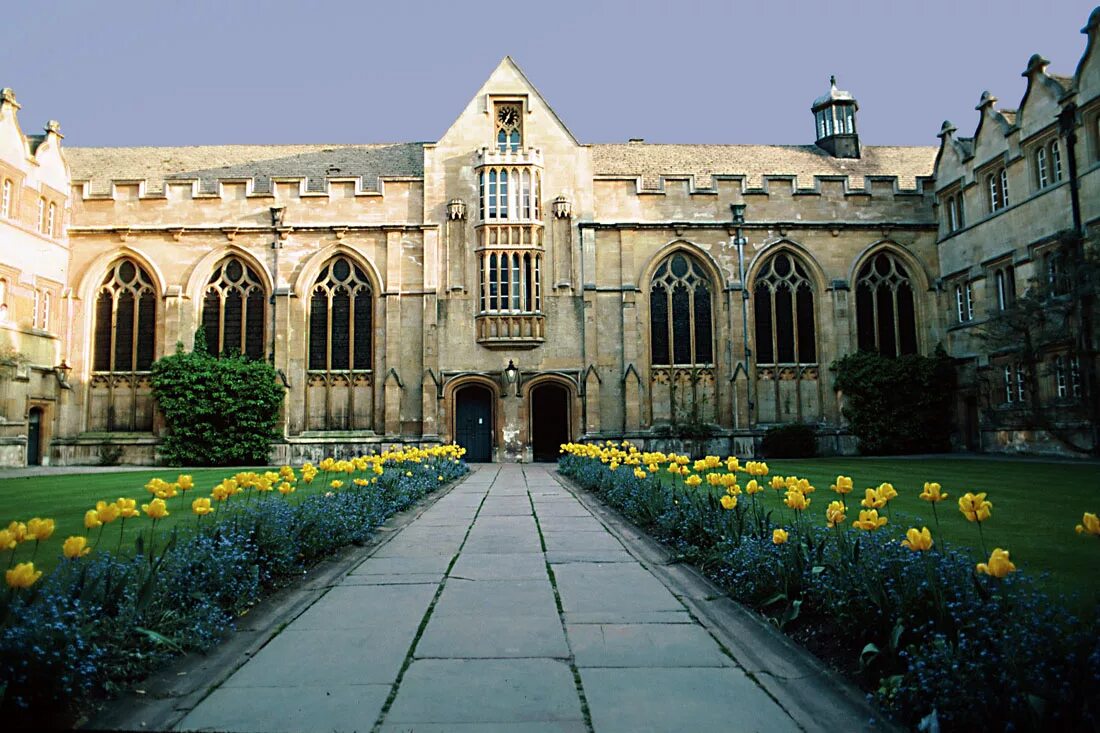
<box><xmin>524</xmin><ymin>465</ymin><xmax>595</xmax><ymax>733</ymax></box>
<box><xmin>370</xmin><ymin>467</ymin><xmax>496</xmax><ymax>732</ymax></box>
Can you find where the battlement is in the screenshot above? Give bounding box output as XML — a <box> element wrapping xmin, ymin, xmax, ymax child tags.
<box><xmin>595</xmin><ymin>172</ymin><xmax>935</xmax><ymax>198</ymax></box>
<box><xmin>71</xmin><ymin>173</ymin><xmax>424</xmax><ymax>202</ymax></box>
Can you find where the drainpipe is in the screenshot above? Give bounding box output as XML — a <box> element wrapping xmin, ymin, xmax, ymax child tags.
<box><xmin>269</xmin><ymin>205</ymin><xmax>286</xmax><ymax>364</ymax></box>
<box><xmin>1058</xmin><ymin>103</ymin><xmax>1100</xmax><ymax>454</ymax></box>
<box><xmin>731</xmin><ymin>204</ymin><xmax>753</xmax><ymax>432</ymax></box>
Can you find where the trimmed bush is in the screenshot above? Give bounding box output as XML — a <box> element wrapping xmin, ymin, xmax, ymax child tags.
<box><xmin>759</xmin><ymin>423</ymin><xmax>817</xmax><ymax>458</ymax></box>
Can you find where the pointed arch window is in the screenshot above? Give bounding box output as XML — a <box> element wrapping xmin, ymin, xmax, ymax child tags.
<box><xmin>855</xmin><ymin>251</ymin><xmax>919</xmax><ymax>357</ymax></box>
<box><xmin>649</xmin><ymin>252</ymin><xmax>714</xmax><ymax>366</ymax></box>
<box><xmin>92</xmin><ymin>258</ymin><xmax>157</xmax><ymax>373</ymax></box>
<box><xmin>201</xmin><ymin>256</ymin><xmax>267</xmax><ymax>359</ymax></box>
<box><xmin>753</xmin><ymin>252</ymin><xmax>817</xmax><ymax>365</ymax></box>
<box><xmin>308</xmin><ymin>256</ymin><xmax>373</xmax><ymax>372</ymax></box>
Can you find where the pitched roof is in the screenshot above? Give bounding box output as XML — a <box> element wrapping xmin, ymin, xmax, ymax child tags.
<box><xmin>590</xmin><ymin>143</ymin><xmax>936</xmax><ymax>191</ymax></box>
<box><xmin>66</xmin><ymin>143</ymin><xmax>425</xmax><ymax>196</ymax></box>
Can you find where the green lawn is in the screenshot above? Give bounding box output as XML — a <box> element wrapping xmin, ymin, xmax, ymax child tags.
<box><xmin>663</xmin><ymin>457</ymin><xmax>1100</xmax><ymax>607</ymax></box>
<box><xmin>0</xmin><ymin>467</ymin><xmax>332</xmax><ymax>576</ymax></box>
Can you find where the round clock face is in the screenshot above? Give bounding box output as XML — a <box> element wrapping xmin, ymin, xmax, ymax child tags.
<box><xmin>498</xmin><ymin>106</ymin><xmax>519</xmax><ymax>128</ymax></box>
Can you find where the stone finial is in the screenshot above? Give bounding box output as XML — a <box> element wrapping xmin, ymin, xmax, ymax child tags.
<box><xmin>0</xmin><ymin>88</ymin><xmax>19</xmax><ymax>109</ymax></box>
<box><xmin>44</xmin><ymin>120</ymin><xmax>63</xmax><ymax>139</ymax></box>
<box><xmin>938</xmin><ymin>120</ymin><xmax>957</xmax><ymax>138</ymax></box>
<box><xmin>447</xmin><ymin>198</ymin><xmax>467</xmax><ymax>221</ymax></box>
<box><xmin>1023</xmin><ymin>54</ymin><xmax>1050</xmax><ymax>77</ymax></box>
<box><xmin>552</xmin><ymin>195</ymin><xmax>572</xmax><ymax>219</ymax></box>
<box><xmin>976</xmin><ymin>91</ymin><xmax>997</xmax><ymax>110</ymax></box>
<box><xmin>1085</xmin><ymin>6</ymin><xmax>1100</xmax><ymax>34</ymax></box>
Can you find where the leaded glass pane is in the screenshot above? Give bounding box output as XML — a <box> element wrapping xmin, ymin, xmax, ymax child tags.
<box><xmin>330</xmin><ymin>290</ymin><xmax>351</xmax><ymax>370</ymax></box>
<box><xmin>754</xmin><ymin>286</ymin><xmax>773</xmax><ymax>364</ymax></box>
<box><xmin>353</xmin><ymin>294</ymin><xmax>372</xmax><ymax>370</ymax></box>
<box><xmin>651</xmin><ymin>286</ymin><xmax>669</xmax><ymax>365</ymax></box>
<box><xmin>694</xmin><ymin>283</ymin><xmax>712</xmax><ymax>364</ymax></box>
<box><xmin>93</xmin><ymin>293</ymin><xmax>113</xmax><ymax>371</ymax></box>
<box><xmin>671</xmin><ymin>285</ymin><xmax>692</xmax><ymax>365</ymax></box>
<box><xmin>309</xmin><ymin>291</ymin><xmax>328</xmax><ymax>370</ymax></box>
<box><xmin>114</xmin><ymin>291</ymin><xmax>135</xmax><ymax>371</ymax></box>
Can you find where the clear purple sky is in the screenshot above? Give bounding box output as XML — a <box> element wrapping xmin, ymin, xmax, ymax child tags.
<box><xmin>1</xmin><ymin>0</ymin><xmax>1094</xmax><ymax>148</ymax></box>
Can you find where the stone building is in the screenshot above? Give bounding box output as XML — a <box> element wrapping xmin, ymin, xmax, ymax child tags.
<box><xmin>1</xmin><ymin>7</ymin><xmax>1097</xmax><ymax>466</ymax></box>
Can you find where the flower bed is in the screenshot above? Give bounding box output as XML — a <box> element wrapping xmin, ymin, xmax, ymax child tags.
<box><xmin>0</xmin><ymin>445</ymin><xmax>467</xmax><ymax>727</ymax></box>
<box><xmin>559</xmin><ymin>442</ymin><xmax>1100</xmax><ymax>732</ymax></box>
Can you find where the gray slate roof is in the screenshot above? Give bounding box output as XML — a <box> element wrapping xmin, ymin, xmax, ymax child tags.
<box><xmin>590</xmin><ymin>143</ymin><xmax>936</xmax><ymax>190</ymax></box>
<box><xmin>67</xmin><ymin>143</ymin><xmax>425</xmax><ymax>196</ymax></box>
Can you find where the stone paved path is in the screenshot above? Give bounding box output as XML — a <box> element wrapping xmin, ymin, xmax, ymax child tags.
<box><xmin>178</xmin><ymin>465</ymin><xmax>806</xmax><ymax>732</ymax></box>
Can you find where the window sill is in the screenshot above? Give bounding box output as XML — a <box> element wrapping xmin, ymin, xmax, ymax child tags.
<box><xmin>476</xmin><ymin>313</ymin><xmax>545</xmax><ymax>348</ymax></box>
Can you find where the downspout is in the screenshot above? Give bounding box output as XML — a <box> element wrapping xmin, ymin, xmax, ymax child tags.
<box><xmin>269</xmin><ymin>205</ymin><xmax>286</xmax><ymax>364</ymax></box>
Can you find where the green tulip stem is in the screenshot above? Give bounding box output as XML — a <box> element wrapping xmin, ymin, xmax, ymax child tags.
<box><xmin>976</xmin><ymin>521</ymin><xmax>988</xmax><ymax>558</ymax></box>
<box><xmin>115</xmin><ymin>518</ymin><xmax>126</xmax><ymax>555</ymax></box>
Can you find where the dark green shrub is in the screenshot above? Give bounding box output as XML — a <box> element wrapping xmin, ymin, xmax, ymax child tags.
<box><xmin>759</xmin><ymin>423</ymin><xmax>817</xmax><ymax>458</ymax></box>
<box><xmin>150</xmin><ymin>332</ymin><xmax>285</xmax><ymax>466</ymax></box>
<box><xmin>832</xmin><ymin>347</ymin><xmax>956</xmax><ymax>455</ymax></box>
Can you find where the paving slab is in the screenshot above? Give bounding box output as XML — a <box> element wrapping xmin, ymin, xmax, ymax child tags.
<box><xmin>384</xmin><ymin>659</ymin><xmax>584</xmax><ymax>725</ymax></box>
<box><xmin>292</xmin><ymin>583</ymin><xmax>437</xmax><ymax>630</ymax></box>
<box><xmin>416</xmin><ymin>610</ymin><xmax>570</xmax><ymax>658</ymax></box>
<box><xmin>431</xmin><ymin>578</ymin><xmax>558</xmax><ymax>617</ymax></box>
<box><xmin>580</xmin><ymin>667</ymin><xmax>802</xmax><ymax>733</ymax></box>
<box><xmin>350</xmin><ymin>554</ymin><xmax>454</xmax><ymax>575</ymax></box>
<box><xmin>568</xmin><ymin>623</ymin><xmax>732</xmax><ymax>668</ymax></box>
<box><xmin>178</xmin><ymin>683</ymin><xmax>390</xmax><ymax>733</ymax></box>
<box><xmin>449</xmin><ymin>551</ymin><xmax>549</xmax><ymax>580</ymax></box>
<box><xmin>545</xmin><ymin>549</ymin><xmax>637</xmax><ymax>564</ymax></box>
<box><xmin>552</xmin><ymin>562</ymin><xmax>683</xmax><ymax>620</ymax></box>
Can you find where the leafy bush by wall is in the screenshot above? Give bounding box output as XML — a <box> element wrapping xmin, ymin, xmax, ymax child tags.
<box><xmin>151</xmin><ymin>333</ymin><xmax>285</xmax><ymax>466</ymax></box>
<box><xmin>832</xmin><ymin>347</ymin><xmax>956</xmax><ymax>455</ymax></box>
<box><xmin>759</xmin><ymin>423</ymin><xmax>817</xmax><ymax>458</ymax></box>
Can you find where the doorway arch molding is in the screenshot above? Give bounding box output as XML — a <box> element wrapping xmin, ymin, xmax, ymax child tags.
<box><xmin>520</xmin><ymin>372</ymin><xmax>582</xmax><ymax>451</ymax></box>
<box><xmin>442</xmin><ymin>374</ymin><xmax>503</xmax><ymax>456</ymax></box>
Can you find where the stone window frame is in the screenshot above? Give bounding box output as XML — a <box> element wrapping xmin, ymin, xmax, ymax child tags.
<box><xmin>649</xmin><ymin>251</ymin><xmax>715</xmax><ymax>368</ymax></box>
<box><xmin>751</xmin><ymin>250</ymin><xmax>818</xmax><ymax>367</ymax></box>
<box><xmin>307</xmin><ymin>254</ymin><xmax>374</xmax><ymax>373</ymax></box>
<box><xmin>92</xmin><ymin>258</ymin><xmax>158</xmax><ymax>374</ymax></box>
<box><xmin>200</xmin><ymin>255</ymin><xmax>268</xmax><ymax>360</ymax></box>
<box><xmin>1</xmin><ymin>178</ymin><xmax>12</xmax><ymax>219</ymax></box>
<box><xmin>981</xmin><ymin>162</ymin><xmax>1009</xmax><ymax>213</ymax></box>
<box><xmin>493</xmin><ymin>99</ymin><xmax>524</xmax><ymax>154</ymax></box>
<box><xmin>854</xmin><ymin>250</ymin><xmax>920</xmax><ymax>357</ymax></box>
<box><xmin>939</xmin><ymin>186</ymin><xmax>965</xmax><ymax>235</ymax></box>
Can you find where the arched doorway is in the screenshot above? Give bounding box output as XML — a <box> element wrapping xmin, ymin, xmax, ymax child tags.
<box><xmin>26</xmin><ymin>407</ymin><xmax>42</xmax><ymax>466</ymax></box>
<box><xmin>455</xmin><ymin>384</ymin><xmax>493</xmax><ymax>462</ymax></box>
<box><xmin>530</xmin><ymin>382</ymin><xmax>570</xmax><ymax>462</ymax></box>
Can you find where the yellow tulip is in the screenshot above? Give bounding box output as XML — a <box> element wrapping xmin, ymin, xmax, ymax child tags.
<box><xmin>116</xmin><ymin>497</ymin><xmax>139</xmax><ymax>518</ymax></box>
<box><xmin>977</xmin><ymin>548</ymin><xmax>1016</xmax><ymax>578</ymax></box>
<box><xmin>772</xmin><ymin>528</ymin><xmax>788</xmax><ymax>545</ymax></box>
<box><xmin>7</xmin><ymin>521</ymin><xmax>27</xmax><ymax>543</ymax></box>
<box><xmin>27</xmin><ymin>517</ymin><xmax>55</xmax><ymax>541</ymax></box>
<box><xmin>853</xmin><ymin>509</ymin><xmax>888</xmax><ymax>531</ymax></box>
<box><xmin>770</xmin><ymin>476</ymin><xmax>785</xmax><ymax>491</ymax></box>
<box><xmin>958</xmin><ymin>492</ymin><xmax>992</xmax><ymax>523</ymax></box>
<box><xmin>919</xmin><ymin>482</ymin><xmax>948</xmax><ymax>503</ymax></box>
<box><xmin>0</xmin><ymin>529</ymin><xmax>16</xmax><ymax>551</ymax></box>
<box><xmin>331</xmin><ymin>480</ymin><xmax>344</xmax><ymax>489</ymax></box>
<box><xmin>633</xmin><ymin>468</ymin><xmax>647</xmax><ymax>479</ymax></box>
<box><xmin>784</xmin><ymin>489</ymin><xmax>810</xmax><ymax>511</ymax></box>
<box><xmin>1075</xmin><ymin>512</ymin><xmax>1099</xmax><ymax>537</ymax></box>
<box><xmin>860</xmin><ymin>488</ymin><xmax>886</xmax><ymax>510</ymax></box>
<box><xmin>278</xmin><ymin>482</ymin><xmax>296</xmax><ymax>496</ymax></box>
<box><xmin>142</xmin><ymin>498</ymin><xmax>169</xmax><ymax>520</ymax></box>
<box><xmin>720</xmin><ymin>494</ymin><xmax>737</xmax><ymax>510</ymax></box>
<box><xmin>830</xmin><ymin>475</ymin><xmax>853</xmax><ymax>495</ymax></box>
<box><xmin>192</xmin><ymin>497</ymin><xmax>213</xmax><ymax>516</ymax></box>
<box><xmin>876</xmin><ymin>483</ymin><xmax>897</xmax><ymax>503</ymax></box>
<box><xmin>62</xmin><ymin>536</ymin><xmax>91</xmax><ymax>559</ymax></box>
<box><xmin>95</xmin><ymin>500</ymin><xmax>120</xmax><ymax>524</ymax></box>
<box><xmin>5</xmin><ymin>561</ymin><xmax>41</xmax><ymax>589</ymax></box>
<box><xmin>901</xmin><ymin>527</ymin><xmax>933</xmax><ymax>552</ymax></box>
<box><xmin>825</xmin><ymin>500</ymin><xmax>846</xmax><ymax>528</ymax></box>
<box><xmin>84</xmin><ymin>510</ymin><xmax>102</xmax><ymax>530</ymax></box>
<box><xmin>745</xmin><ymin>479</ymin><xmax>762</xmax><ymax>495</ymax></box>
<box><xmin>177</xmin><ymin>474</ymin><xmax>194</xmax><ymax>491</ymax></box>
<box><xmin>684</xmin><ymin>474</ymin><xmax>703</xmax><ymax>488</ymax></box>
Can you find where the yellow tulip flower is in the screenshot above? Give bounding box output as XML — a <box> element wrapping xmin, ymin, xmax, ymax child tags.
<box><xmin>177</xmin><ymin>474</ymin><xmax>194</xmax><ymax>492</ymax></box>
<box><xmin>958</xmin><ymin>492</ymin><xmax>992</xmax><ymax>523</ymax></box>
<box><xmin>720</xmin><ymin>494</ymin><xmax>737</xmax><ymax>510</ymax></box>
<box><xmin>826</xmin><ymin>500</ymin><xmax>846</xmax><ymax>528</ymax></box>
<box><xmin>331</xmin><ymin>480</ymin><xmax>344</xmax><ymax>489</ymax></box>
<box><xmin>6</xmin><ymin>561</ymin><xmax>41</xmax><ymax>589</ymax></box>
<box><xmin>901</xmin><ymin>527</ymin><xmax>933</xmax><ymax>552</ymax></box>
<box><xmin>830</xmin><ymin>475</ymin><xmax>854</xmax><ymax>495</ymax></box>
<box><xmin>919</xmin><ymin>482</ymin><xmax>948</xmax><ymax>503</ymax></box>
<box><xmin>1075</xmin><ymin>512</ymin><xmax>1099</xmax><ymax>537</ymax></box>
<box><xmin>977</xmin><ymin>548</ymin><xmax>1016</xmax><ymax>578</ymax></box>
<box><xmin>633</xmin><ymin>468</ymin><xmax>647</xmax><ymax>479</ymax></box>
<box><xmin>84</xmin><ymin>510</ymin><xmax>103</xmax><ymax>530</ymax></box>
<box><xmin>278</xmin><ymin>482</ymin><xmax>296</xmax><ymax>495</ymax></box>
<box><xmin>63</xmin><ymin>536</ymin><xmax>91</xmax><ymax>559</ymax></box>
<box><xmin>142</xmin><ymin>498</ymin><xmax>169</xmax><ymax>520</ymax></box>
<box><xmin>7</xmin><ymin>521</ymin><xmax>27</xmax><ymax>544</ymax></box>
<box><xmin>772</xmin><ymin>528</ymin><xmax>788</xmax><ymax>545</ymax></box>
<box><xmin>116</xmin><ymin>497</ymin><xmax>140</xmax><ymax>518</ymax></box>
<box><xmin>0</xmin><ymin>529</ymin><xmax>16</xmax><ymax>551</ymax></box>
<box><xmin>860</xmin><ymin>488</ymin><xmax>886</xmax><ymax>510</ymax></box>
<box><xmin>684</xmin><ymin>474</ymin><xmax>703</xmax><ymax>488</ymax></box>
<box><xmin>95</xmin><ymin>500</ymin><xmax>121</xmax><ymax>524</ymax></box>
<box><xmin>853</xmin><ymin>509</ymin><xmax>888</xmax><ymax>531</ymax></box>
<box><xmin>27</xmin><ymin>517</ymin><xmax>55</xmax><ymax>541</ymax></box>
<box><xmin>192</xmin><ymin>497</ymin><xmax>213</xmax><ymax>516</ymax></box>
<box><xmin>784</xmin><ymin>489</ymin><xmax>810</xmax><ymax>511</ymax></box>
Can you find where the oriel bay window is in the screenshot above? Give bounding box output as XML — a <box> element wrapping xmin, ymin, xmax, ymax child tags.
<box><xmin>855</xmin><ymin>252</ymin><xmax>919</xmax><ymax>357</ymax></box>
<box><xmin>201</xmin><ymin>256</ymin><xmax>266</xmax><ymax>359</ymax></box>
<box><xmin>89</xmin><ymin>258</ymin><xmax>157</xmax><ymax>432</ymax></box>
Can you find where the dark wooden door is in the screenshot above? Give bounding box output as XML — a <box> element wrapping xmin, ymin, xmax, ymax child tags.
<box><xmin>531</xmin><ymin>384</ymin><xmax>569</xmax><ymax>462</ymax></box>
<box><xmin>455</xmin><ymin>386</ymin><xmax>493</xmax><ymax>462</ymax></box>
<box><xmin>27</xmin><ymin>408</ymin><xmax>42</xmax><ymax>466</ymax></box>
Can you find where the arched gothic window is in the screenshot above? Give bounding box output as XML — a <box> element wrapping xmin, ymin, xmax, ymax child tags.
<box><xmin>308</xmin><ymin>256</ymin><xmax>373</xmax><ymax>372</ymax></box>
<box><xmin>753</xmin><ymin>252</ymin><xmax>817</xmax><ymax>365</ymax></box>
<box><xmin>93</xmin><ymin>258</ymin><xmax>157</xmax><ymax>372</ymax></box>
<box><xmin>201</xmin><ymin>256</ymin><xmax>266</xmax><ymax>359</ymax></box>
<box><xmin>855</xmin><ymin>251</ymin><xmax>918</xmax><ymax>357</ymax></box>
<box><xmin>649</xmin><ymin>252</ymin><xmax>713</xmax><ymax>366</ymax></box>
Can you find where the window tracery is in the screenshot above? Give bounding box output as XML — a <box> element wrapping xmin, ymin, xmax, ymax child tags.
<box><xmin>649</xmin><ymin>252</ymin><xmax>713</xmax><ymax>366</ymax></box>
<box><xmin>752</xmin><ymin>252</ymin><xmax>817</xmax><ymax>366</ymax></box>
<box><xmin>855</xmin><ymin>251</ymin><xmax>918</xmax><ymax>357</ymax></box>
<box><xmin>201</xmin><ymin>256</ymin><xmax>266</xmax><ymax>359</ymax></box>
